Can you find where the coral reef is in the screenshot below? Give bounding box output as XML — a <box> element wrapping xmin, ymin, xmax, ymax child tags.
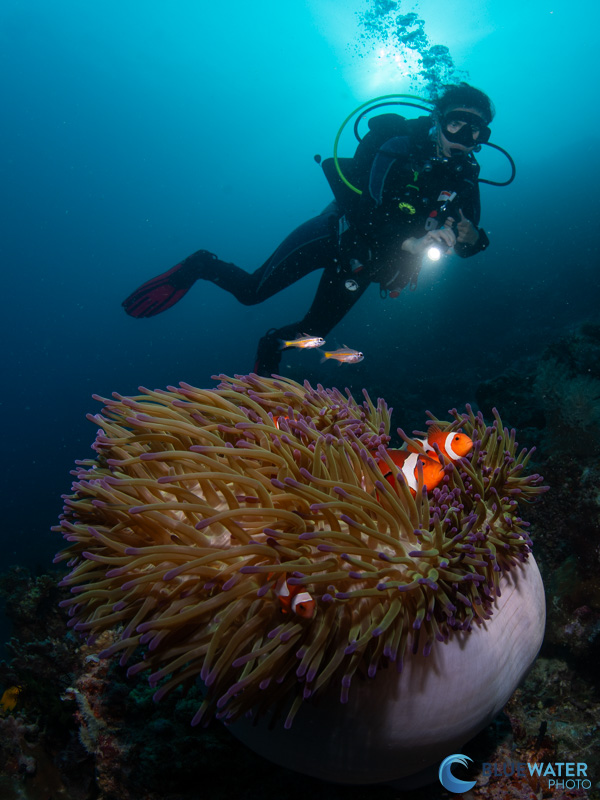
<box><xmin>477</xmin><ymin>321</ymin><xmax>600</xmax><ymax>461</ymax></box>
<box><xmin>0</xmin><ymin>714</ymin><xmax>37</xmax><ymax>779</ymax></box>
<box><xmin>0</xmin><ymin>603</ymin><xmax>596</xmax><ymax>799</ymax></box>
<box><xmin>0</xmin><ymin>567</ymin><xmax>78</xmax><ymax>736</ymax></box>
<box><xmin>476</xmin><ymin>322</ymin><xmax>600</xmax><ymax>669</ymax></box>
<box><xmin>0</xmin><ymin>568</ymin><xmax>89</xmax><ymax>799</ymax></box>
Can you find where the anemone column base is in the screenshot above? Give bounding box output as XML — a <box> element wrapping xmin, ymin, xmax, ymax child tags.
<box><xmin>229</xmin><ymin>556</ymin><xmax>545</xmax><ymax>786</ymax></box>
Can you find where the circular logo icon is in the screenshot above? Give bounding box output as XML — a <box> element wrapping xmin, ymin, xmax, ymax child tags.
<box><xmin>439</xmin><ymin>754</ymin><xmax>477</xmax><ymax>793</ymax></box>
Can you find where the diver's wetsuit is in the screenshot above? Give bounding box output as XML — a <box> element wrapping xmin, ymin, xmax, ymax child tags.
<box><xmin>185</xmin><ymin>203</ymin><xmax>373</xmax><ymax>374</ymax></box>
<box><xmin>123</xmin><ymin>114</ymin><xmax>489</xmax><ymax>375</ymax></box>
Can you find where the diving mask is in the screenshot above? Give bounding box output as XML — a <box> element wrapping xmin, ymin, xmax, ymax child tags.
<box><xmin>441</xmin><ymin>110</ymin><xmax>491</xmax><ymax>146</ymax></box>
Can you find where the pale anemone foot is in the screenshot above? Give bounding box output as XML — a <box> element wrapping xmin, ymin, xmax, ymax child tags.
<box><xmin>229</xmin><ymin>556</ymin><xmax>545</xmax><ymax>785</ymax></box>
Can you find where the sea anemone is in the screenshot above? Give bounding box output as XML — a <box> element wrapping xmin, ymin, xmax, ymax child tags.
<box><xmin>54</xmin><ymin>374</ymin><xmax>547</xmax><ymax>783</ymax></box>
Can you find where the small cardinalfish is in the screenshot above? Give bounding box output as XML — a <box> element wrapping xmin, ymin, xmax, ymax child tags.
<box><xmin>271</xmin><ymin>573</ymin><xmax>315</xmax><ymax>619</ymax></box>
<box><xmin>377</xmin><ymin>449</ymin><xmax>445</xmax><ymax>495</ymax></box>
<box><xmin>408</xmin><ymin>424</ymin><xmax>473</xmax><ymax>461</ymax></box>
<box><xmin>320</xmin><ymin>346</ymin><xmax>364</xmax><ymax>364</ymax></box>
<box><xmin>279</xmin><ymin>334</ymin><xmax>325</xmax><ymax>350</ymax></box>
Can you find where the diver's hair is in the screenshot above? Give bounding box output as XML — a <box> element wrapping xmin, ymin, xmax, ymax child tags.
<box><xmin>433</xmin><ymin>82</ymin><xmax>495</xmax><ymax>124</ymax></box>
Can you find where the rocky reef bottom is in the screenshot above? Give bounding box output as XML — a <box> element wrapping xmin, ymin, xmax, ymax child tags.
<box><xmin>0</xmin><ymin>566</ymin><xmax>598</xmax><ymax>800</ymax></box>
<box><xmin>0</xmin><ymin>562</ymin><xmax>598</xmax><ymax>800</ymax></box>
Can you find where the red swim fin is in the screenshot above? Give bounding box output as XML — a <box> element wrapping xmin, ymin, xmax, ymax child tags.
<box><xmin>122</xmin><ymin>250</ymin><xmax>218</xmax><ymax>318</ymax></box>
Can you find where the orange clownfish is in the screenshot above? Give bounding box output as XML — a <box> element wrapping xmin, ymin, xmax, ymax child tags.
<box><xmin>377</xmin><ymin>449</ymin><xmax>445</xmax><ymax>495</ymax></box>
<box><xmin>271</xmin><ymin>573</ymin><xmax>315</xmax><ymax>619</ymax></box>
<box><xmin>409</xmin><ymin>425</ymin><xmax>473</xmax><ymax>461</ymax></box>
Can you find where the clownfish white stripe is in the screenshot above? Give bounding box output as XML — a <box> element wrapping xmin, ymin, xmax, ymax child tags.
<box><xmin>444</xmin><ymin>431</ymin><xmax>461</xmax><ymax>460</ymax></box>
<box><xmin>420</xmin><ymin>432</ymin><xmax>462</xmax><ymax>461</ymax></box>
<box><xmin>291</xmin><ymin>592</ymin><xmax>314</xmax><ymax>614</ymax></box>
<box><xmin>400</xmin><ymin>452</ymin><xmax>420</xmax><ymax>492</ymax></box>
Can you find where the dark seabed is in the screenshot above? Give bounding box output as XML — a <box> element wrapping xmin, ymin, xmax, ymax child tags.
<box><xmin>2</xmin><ymin>0</ymin><xmax>599</xmax><ymax>798</ymax></box>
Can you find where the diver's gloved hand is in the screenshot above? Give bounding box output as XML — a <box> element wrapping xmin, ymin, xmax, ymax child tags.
<box><xmin>122</xmin><ymin>250</ymin><xmax>219</xmax><ymax>317</ymax></box>
<box><xmin>455</xmin><ymin>209</ymin><xmax>480</xmax><ymax>245</ymax></box>
<box><xmin>401</xmin><ymin>226</ymin><xmax>457</xmax><ymax>257</ymax></box>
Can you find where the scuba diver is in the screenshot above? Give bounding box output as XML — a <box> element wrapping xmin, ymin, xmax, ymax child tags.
<box><xmin>123</xmin><ymin>83</ymin><xmax>507</xmax><ymax>376</ymax></box>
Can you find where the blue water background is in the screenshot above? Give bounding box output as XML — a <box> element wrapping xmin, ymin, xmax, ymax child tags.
<box><xmin>2</xmin><ymin>0</ymin><xmax>599</xmax><ymax>574</ymax></box>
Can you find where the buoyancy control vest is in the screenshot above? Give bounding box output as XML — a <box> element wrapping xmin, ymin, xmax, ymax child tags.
<box><xmin>321</xmin><ymin>113</ymin><xmax>484</xmax><ymax>294</ymax></box>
